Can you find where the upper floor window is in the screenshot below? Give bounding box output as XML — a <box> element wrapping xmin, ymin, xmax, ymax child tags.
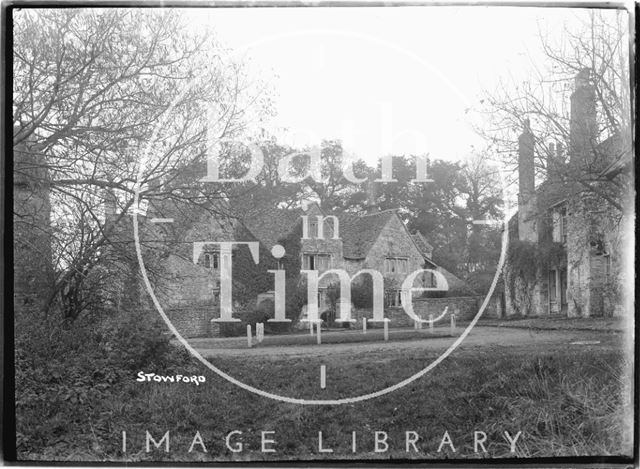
<box><xmin>384</xmin><ymin>257</ymin><xmax>408</xmax><ymax>274</ymax></box>
<box><xmin>552</xmin><ymin>206</ymin><xmax>567</xmax><ymax>244</ymax></box>
<box><xmin>303</xmin><ymin>253</ymin><xmax>331</xmax><ymax>270</ymax></box>
<box><xmin>202</xmin><ymin>252</ymin><xmax>219</xmax><ymax>269</ymax></box>
<box><xmin>303</xmin><ymin>215</ymin><xmax>338</xmax><ymax>239</ymax></box>
<box><xmin>309</xmin><ymin>219</ymin><xmax>318</xmax><ymax>238</ymax></box>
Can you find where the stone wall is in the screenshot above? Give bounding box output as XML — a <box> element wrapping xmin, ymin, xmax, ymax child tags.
<box><xmin>349</xmin><ymin>295</ymin><xmax>502</xmax><ymax>327</ymax></box>
<box><xmin>164</xmin><ymin>305</ymin><xmax>217</xmax><ymax>338</ymax></box>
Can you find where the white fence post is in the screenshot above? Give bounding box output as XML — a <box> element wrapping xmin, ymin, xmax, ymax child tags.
<box><xmin>316</xmin><ymin>320</ymin><xmax>322</xmax><ymax>345</ymax></box>
<box><xmin>429</xmin><ymin>314</ymin><xmax>434</xmax><ymax>333</ymax></box>
<box><xmin>257</xmin><ymin>323</ymin><xmax>264</xmax><ymax>343</ymax></box>
<box><xmin>246</xmin><ymin>324</ymin><xmax>252</xmax><ymax>348</ymax></box>
<box><xmin>309</xmin><ymin>320</ymin><xmax>314</xmax><ymax>335</ymax></box>
<box><xmin>362</xmin><ymin>318</ymin><xmax>367</xmax><ymax>334</ymax></box>
<box><xmin>383</xmin><ymin>319</ymin><xmax>389</xmax><ymax>341</ymax></box>
<box><xmin>450</xmin><ymin>312</ymin><xmax>456</xmax><ymax>335</ymax></box>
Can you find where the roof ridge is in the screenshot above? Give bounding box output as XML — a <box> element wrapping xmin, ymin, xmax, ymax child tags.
<box><xmin>360</xmin><ymin>208</ymin><xmax>398</xmax><ymax>217</ymax></box>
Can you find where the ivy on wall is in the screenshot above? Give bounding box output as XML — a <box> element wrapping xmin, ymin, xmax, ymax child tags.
<box><xmin>505</xmin><ymin>238</ymin><xmax>566</xmax><ymax>316</ymax></box>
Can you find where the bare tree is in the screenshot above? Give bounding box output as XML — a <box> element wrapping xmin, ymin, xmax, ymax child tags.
<box><xmin>13</xmin><ymin>9</ymin><xmax>273</xmax><ymax>320</ymax></box>
<box><xmin>476</xmin><ymin>9</ymin><xmax>632</xmax><ymax>212</ymax></box>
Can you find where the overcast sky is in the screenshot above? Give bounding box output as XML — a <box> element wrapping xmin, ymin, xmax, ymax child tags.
<box><xmin>185</xmin><ymin>6</ymin><xmax>612</xmax><ymax>166</ymax></box>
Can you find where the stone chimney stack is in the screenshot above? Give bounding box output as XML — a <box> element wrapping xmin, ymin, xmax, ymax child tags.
<box><xmin>569</xmin><ymin>68</ymin><xmax>597</xmax><ymax>168</ymax></box>
<box><xmin>518</xmin><ymin>118</ymin><xmax>535</xmax><ymax>206</ymax></box>
<box><xmin>516</xmin><ymin>119</ymin><xmax>538</xmax><ymax>242</ymax></box>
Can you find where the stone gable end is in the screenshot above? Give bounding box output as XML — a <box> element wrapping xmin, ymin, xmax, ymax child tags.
<box><xmin>364</xmin><ymin>214</ymin><xmax>425</xmax><ymax>281</ymax></box>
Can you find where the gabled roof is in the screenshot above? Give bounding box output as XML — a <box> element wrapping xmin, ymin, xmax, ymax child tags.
<box><xmin>221</xmin><ymin>200</ymin><xmax>438</xmax><ymax>265</ymax></box>
<box><xmin>437</xmin><ymin>266</ymin><xmax>476</xmax><ymax>295</ymax></box>
<box><xmin>232</xmin><ymin>201</ymin><xmax>303</xmax><ymax>249</ymax></box>
<box><xmin>338</xmin><ymin>210</ymin><xmax>397</xmax><ymax>259</ymax></box>
<box><xmin>411</xmin><ymin>231</ymin><xmax>434</xmax><ymax>258</ymax></box>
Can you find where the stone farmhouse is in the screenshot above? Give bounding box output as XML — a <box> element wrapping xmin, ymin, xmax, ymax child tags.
<box><xmin>114</xmin><ymin>195</ymin><xmax>470</xmax><ymax>337</ymax></box>
<box><xmin>505</xmin><ymin>69</ymin><xmax>632</xmax><ymax>318</ymax></box>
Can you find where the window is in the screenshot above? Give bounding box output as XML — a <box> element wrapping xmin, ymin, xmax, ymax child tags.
<box><xmin>202</xmin><ymin>253</ymin><xmax>219</xmax><ymax>269</ymax></box>
<box><xmin>304</xmin><ymin>215</ymin><xmax>338</xmax><ymax>239</ymax></box>
<box><xmin>385</xmin><ymin>257</ymin><xmax>408</xmax><ymax>274</ymax></box>
<box><xmin>303</xmin><ymin>253</ymin><xmax>331</xmax><ymax>270</ymax></box>
<box><xmin>309</xmin><ymin>220</ymin><xmax>318</xmax><ymax>238</ymax></box>
<box><xmin>549</xmin><ymin>269</ymin><xmax>557</xmax><ymax>302</ymax></box>
<box><xmin>552</xmin><ymin>206</ymin><xmax>567</xmax><ymax>244</ymax></box>
<box><xmin>386</xmin><ymin>289</ymin><xmax>403</xmax><ymax>307</ymax></box>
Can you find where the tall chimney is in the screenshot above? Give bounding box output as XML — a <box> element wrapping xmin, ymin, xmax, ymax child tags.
<box><xmin>569</xmin><ymin>68</ymin><xmax>597</xmax><ymax>168</ymax></box>
<box><xmin>518</xmin><ymin>118</ymin><xmax>535</xmax><ymax>206</ymax></box>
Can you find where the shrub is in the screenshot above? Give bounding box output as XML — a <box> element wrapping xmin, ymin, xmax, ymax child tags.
<box><xmin>351</xmin><ymin>276</ymin><xmax>374</xmax><ymax>308</ymax></box>
<box><xmin>15</xmin><ymin>307</ymin><xmax>194</xmax><ymax>455</ymax></box>
<box><xmin>98</xmin><ymin>309</ymin><xmax>190</xmax><ymax>372</ymax></box>
<box><xmin>285</xmin><ymin>276</ymin><xmax>308</xmax><ymax>322</ymax></box>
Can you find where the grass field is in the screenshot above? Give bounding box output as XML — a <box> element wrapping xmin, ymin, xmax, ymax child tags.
<box><xmin>16</xmin><ymin>326</ymin><xmax>633</xmax><ymax>462</ymax></box>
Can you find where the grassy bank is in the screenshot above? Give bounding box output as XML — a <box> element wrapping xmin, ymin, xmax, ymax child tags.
<box><xmin>16</xmin><ymin>336</ymin><xmax>633</xmax><ymax>462</ymax></box>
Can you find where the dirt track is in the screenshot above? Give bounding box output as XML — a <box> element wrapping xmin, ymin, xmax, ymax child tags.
<box><xmin>187</xmin><ymin>325</ymin><xmax>628</xmax><ymax>359</ymax></box>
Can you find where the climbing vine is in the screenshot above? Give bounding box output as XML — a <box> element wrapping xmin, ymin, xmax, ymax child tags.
<box><xmin>505</xmin><ymin>238</ymin><xmax>566</xmax><ymax>316</ymax></box>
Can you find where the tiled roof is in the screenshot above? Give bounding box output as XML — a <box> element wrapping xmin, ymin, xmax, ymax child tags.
<box><xmin>231</xmin><ymin>200</ymin><xmax>303</xmax><ymax>249</ymax></box>
<box><xmin>338</xmin><ymin>210</ymin><xmax>397</xmax><ymax>259</ymax></box>
<box><xmin>411</xmin><ymin>231</ymin><xmax>433</xmax><ymax>257</ymax></box>
<box><xmin>438</xmin><ymin>266</ymin><xmax>476</xmax><ymax>295</ymax></box>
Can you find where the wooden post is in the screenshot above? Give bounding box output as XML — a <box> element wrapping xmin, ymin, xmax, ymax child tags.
<box><xmin>316</xmin><ymin>321</ymin><xmax>322</xmax><ymax>345</ymax></box>
<box><xmin>383</xmin><ymin>320</ymin><xmax>389</xmax><ymax>341</ymax></box>
<box><xmin>429</xmin><ymin>314</ymin><xmax>434</xmax><ymax>333</ymax></box>
<box><xmin>362</xmin><ymin>318</ymin><xmax>367</xmax><ymax>334</ymax></box>
<box><xmin>257</xmin><ymin>323</ymin><xmax>264</xmax><ymax>343</ymax></box>
<box><xmin>247</xmin><ymin>324</ymin><xmax>252</xmax><ymax>348</ymax></box>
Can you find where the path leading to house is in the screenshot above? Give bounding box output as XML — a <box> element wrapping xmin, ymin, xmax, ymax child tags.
<box><xmin>186</xmin><ymin>324</ymin><xmax>627</xmax><ymax>359</ymax></box>
<box><xmin>479</xmin><ymin>316</ymin><xmax>628</xmax><ymax>332</ymax></box>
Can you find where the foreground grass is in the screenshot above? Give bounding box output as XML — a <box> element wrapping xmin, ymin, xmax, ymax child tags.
<box><xmin>17</xmin><ymin>344</ymin><xmax>633</xmax><ymax>462</ymax></box>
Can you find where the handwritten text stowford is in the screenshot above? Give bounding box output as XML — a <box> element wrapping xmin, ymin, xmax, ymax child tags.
<box><xmin>136</xmin><ymin>372</ymin><xmax>206</xmax><ymax>385</ymax></box>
